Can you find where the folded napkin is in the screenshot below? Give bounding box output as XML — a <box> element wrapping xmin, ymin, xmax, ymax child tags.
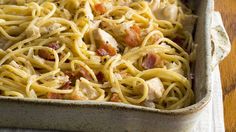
<box><xmin>193</xmin><ymin>66</ymin><xmax>225</xmax><ymax>132</ymax></box>
<box><xmin>193</xmin><ymin>11</ymin><xmax>230</xmax><ymax>132</ymax></box>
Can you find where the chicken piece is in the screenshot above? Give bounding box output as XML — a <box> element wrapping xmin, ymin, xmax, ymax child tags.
<box><xmin>162</xmin><ymin>5</ymin><xmax>178</xmax><ymax>21</ymax></box>
<box><xmin>136</xmin><ymin>77</ymin><xmax>165</xmax><ymax>101</ymax></box>
<box><xmin>146</xmin><ymin>77</ymin><xmax>165</xmax><ymax>100</ymax></box>
<box><xmin>93</xmin><ymin>28</ymin><xmax>118</xmax><ymax>50</ymax></box>
<box><xmin>94</xmin><ymin>28</ymin><xmax>118</xmax><ymax>56</ymax></box>
<box><xmin>89</xmin><ymin>20</ymin><xmax>101</xmax><ymax>29</ymax></box>
<box><xmin>154</xmin><ymin>4</ymin><xmax>178</xmax><ymax>21</ymax></box>
<box><xmin>84</xmin><ymin>1</ymin><xmax>94</xmax><ymax>20</ymax></box>
<box><xmin>80</xmin><ymin>81</ymin><xmax>98</xmax><ymax>100</ymax></box>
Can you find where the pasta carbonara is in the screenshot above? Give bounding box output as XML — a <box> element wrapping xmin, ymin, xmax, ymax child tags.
<box><xmin>0</xmin><ymin>0</ymin><xmax>197</xmax><ymax>110</ymax></box>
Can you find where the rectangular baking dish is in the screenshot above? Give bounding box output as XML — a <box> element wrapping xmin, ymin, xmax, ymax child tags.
<box><xmin>0</xmin><ymin>0</ymin><xmax>213</xmax><ymax>131</ymax></box>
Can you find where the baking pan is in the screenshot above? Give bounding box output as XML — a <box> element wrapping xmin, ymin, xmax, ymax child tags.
<box><xmin>0</xmin><ymin>0</ymin><xmax>213</xmax><ymax>131</ymax></box>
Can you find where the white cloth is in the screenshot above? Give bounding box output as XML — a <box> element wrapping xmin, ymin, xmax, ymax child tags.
<box><xmin>193</xmin><ymin>66</ymin><xmax>225</xmax><ymax>132</ymax></box>
<box><xmin>193</xmin><ymin>11</ymin><xmax>229</xmax><ymax>132</ymax></box>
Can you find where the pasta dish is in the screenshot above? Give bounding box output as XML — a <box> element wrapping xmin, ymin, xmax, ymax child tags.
<box><xmin>0</xmin><ymin>0</ymin><xmax>197</xmax><ymax>110</ymax></box>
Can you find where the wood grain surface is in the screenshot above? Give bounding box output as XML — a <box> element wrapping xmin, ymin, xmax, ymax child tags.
<box><xmin>215</xmin><ymin>0</ymin><xmax>236</xmax><ymax>131</ymax></box>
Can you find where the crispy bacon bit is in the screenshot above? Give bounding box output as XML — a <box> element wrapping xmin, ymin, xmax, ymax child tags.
<box><xmin>94</xmin><ymin>3</ymin><xmax>106</xmax><ymax>14</ymax></box>
<box><xmin>48</xmin><ymin>42</ymin><xmax>60</xmax><ymax>50</ymax></box>
<box><xmin>142</xmin><ymin>53</ymin><xmax>161</xmax><ymax>69</ymax></box>
<box><xmin>124</xmin><ymin>25</ymin><xmax>141</xmax><ymax>47</ymax></box>
<box><xmin>79</xmin><ymin>67</ymin><xmax>93</xmax><ymax>81</ymax></box>
<box><xmin>131</xmin><ymin>25</ymin><xmax>141</xmax><ymax>35</ymax></box>
<box><xmin>60</xmin><ymin>81</ymin><xmax>72</xmax><ymax>90</ymax></box>
<box><xmin>64</xmin><ymin>68</ymin><xmax>92</xmax><ymax>85</ymax></box>
<box><xmin>64</xmin><ymin>71</ymin><xmax>80</xmax><ymax>86</ymax></box>
<box><xmin>38</xmin><ymin>49</ymin><xmax>54</xmax><ymax>60</ymax></box>
<box><xmin>47</xmin><ymin>92</ymin><xmax>63</xmax><ymax>99</ymax></box>
<box><xmin>96</xmin><ymin>71</ymin><xmax>104</xmax><ymax>83</ymax></box>
<box><xmin>110</xmin><ymin>93</ymin><xmax>121</xmax><ymax>102</ymax></box>
<box><xmin>38</xmin><ymin>42</ymin><xmax>60</xmax><ymax>60</ymax></box>
<box><xmin>96</xmin><ymin>43</ymin><xmax>117</xmax><ymax>56</ymax></box>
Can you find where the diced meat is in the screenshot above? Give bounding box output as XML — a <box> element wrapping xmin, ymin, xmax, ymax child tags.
<box><xmin>124</xmin><ymin>25</ymin><xmax>141</xmax><ymax>47</ymax></box>
<box><xmin>38</xmin><ymin>49</ymin><xmax>54</xmax><ymax>60</ymax></box>
<box><xmin>93</xmin><ymin>28</ymin><xmax>118</xmax><ymax>50</ymax></box>
<box><xmin>110</xmin><ymin>93</ymin><xmax>121</xmax><ymax>102</ymax></box>
<box><xmin>84</xmin><ymin>1</ymin><xmax>94</xmax><ymax>20</ymax></box>
<box><xmin>48</xmin><ymin>42</ymin><xmax>60</xmax><ymax>50</ymax></box>
<box><xmin>96</xmin><ymin>43</ymin><xmax>117</xmax><ymax>56</ymax></box>
<box><xmin>80</xmin><ymin>81</ymin><xmax>98</xmax><ymax>99</ymax></box>
<box><xmin>64</xmin><ymin>68</ymin><xmax>93</xmax><ymax>85</ymax></box>
<box><xmin>47</xmin><ymin>92</ymin><xmax>63</xmax><ymax>99</ymax></box>
<box><xmin>47</xmin><ymin>81</ymin><xmax>72</xmax><ymax>99</ymax></box>
<box><xmin>38</xmin><ymin>42</ymin><xmax>60</xmax><ymax>60</ymax></box>
<box><xmin>96</xmin><ymin>71</ymin><xmax>104</xmax><ymax>83</ymax></box>
<box><xmin>146</xmin><ymin>77</ymin><xmax>165</xmax><ymax>100</ymax></box>
<box><xmin>94</xmin><ymin>3</ymin><xmax>107</xmax><ymax>14</ymax></box>
<box><xmin>79</xmin><ymin>67</ymin><xmax>93</xmax><ymax>81</ymax></box>
<box><xmin>90</xmin><ymin>20</ymin><xmax>101</xmax><ymax>29</ymax></box>
<box><xmin>130</xmin><ymin>25</ymin><xmax>141</xmax><ymax>35</ymax></box>
<box><xmin>60</xmin><ymin>81</ymin><xmax>72</xmax><ymax>90</ymax></box>
<box><xmin>136</xmin><ymin>77</ymin><xmax>165</xmax><ymax>101</ymax></box>
<box><xmin>142</xmin><ymin>53</ymin><xmax>162</xmax><ymax>69</ymax></box>
<box><xmin>154</xmin><ymin>5</ymin><xmax>178</xmax><ymax>21</ymax></box>
<box><xmin>162</xmin><ymin>5</ymin><xmax>178</xmax><ymax>21</ymax></box>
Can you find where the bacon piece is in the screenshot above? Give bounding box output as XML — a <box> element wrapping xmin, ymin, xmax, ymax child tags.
<box><xmin>47</xmin><ymin>92</ymin><xmax>63</xmax><ymax>99</ymax></box>
<box><xmin>38</xmin><ymin>42</ymin><xmax>60</xmax><ymax>60</ymax></box>
<box><xmin>130</xmin><ymin>25</ymin><xmax>141</xmax><ymax>35</ymax></box>
<box><xmin>64</xmin><ymin>71</ymin><xmax>80</xmax><ymax>86</ymax></box>
<box><xmin>94</xmin><ymin>3</ymin><xmax>106</xmax><ymax>14</ymax></box>
<box><xmin>38</xmin><ymin>49</ymin><xmax>54</xmax><ymax>60</ymax></box>
<box><xmin>96</xmin><ymin>71</ymin><xmax>104</xmax><ymax>83</ymax></box>
<box><xmin>96</xmin><ymin>43</ymin><xmax>117</xmax><ymax>56</ymax></box>
<box><xmin>64</xmin><ymin>68</ymin><xmax>92</xmax><ymax>85</ymax></box>
<box><xmin>110</xmin><ymin>93</ymin><xmax>121</xmax><ymax>102</ymax></box>
<box><xmin>60</xmin><ymin>81</ymin><xmax>72</xmax><ymax>90</ymax></box>
<box><xmin>79</xmin><ymin>67</ymin><xmax>93</xmax><ymax>81</ymax></box>
<box><xmin>124</xmin><ymin>25</ymin><xmax>141</xmax><ymax>47</ymax></box>
<box><xmin>142</xmin><ymin>53</ymin><xmax>161</xmax><ymax>69</ymax></box>
<box><xmin>47</xmin><ymin>81</ymin><xmax>72</xmax><ymax>99</ymax></box>
<box><xmin>48</xmin><ymin>42</ymin><xmax>60</xmax><ymax>50</ymax></box>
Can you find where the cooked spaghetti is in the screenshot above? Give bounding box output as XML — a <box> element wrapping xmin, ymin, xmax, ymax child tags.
<box><xmin>0</xmin><ymin>0</ymin><xmax>197</xmax><ymax>109</ymax></box>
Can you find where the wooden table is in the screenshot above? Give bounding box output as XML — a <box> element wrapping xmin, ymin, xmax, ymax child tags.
<box><xmin>215</xmin><ymin>0</ymin><xmax>236</xmax><ymax>131</ymax></box>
